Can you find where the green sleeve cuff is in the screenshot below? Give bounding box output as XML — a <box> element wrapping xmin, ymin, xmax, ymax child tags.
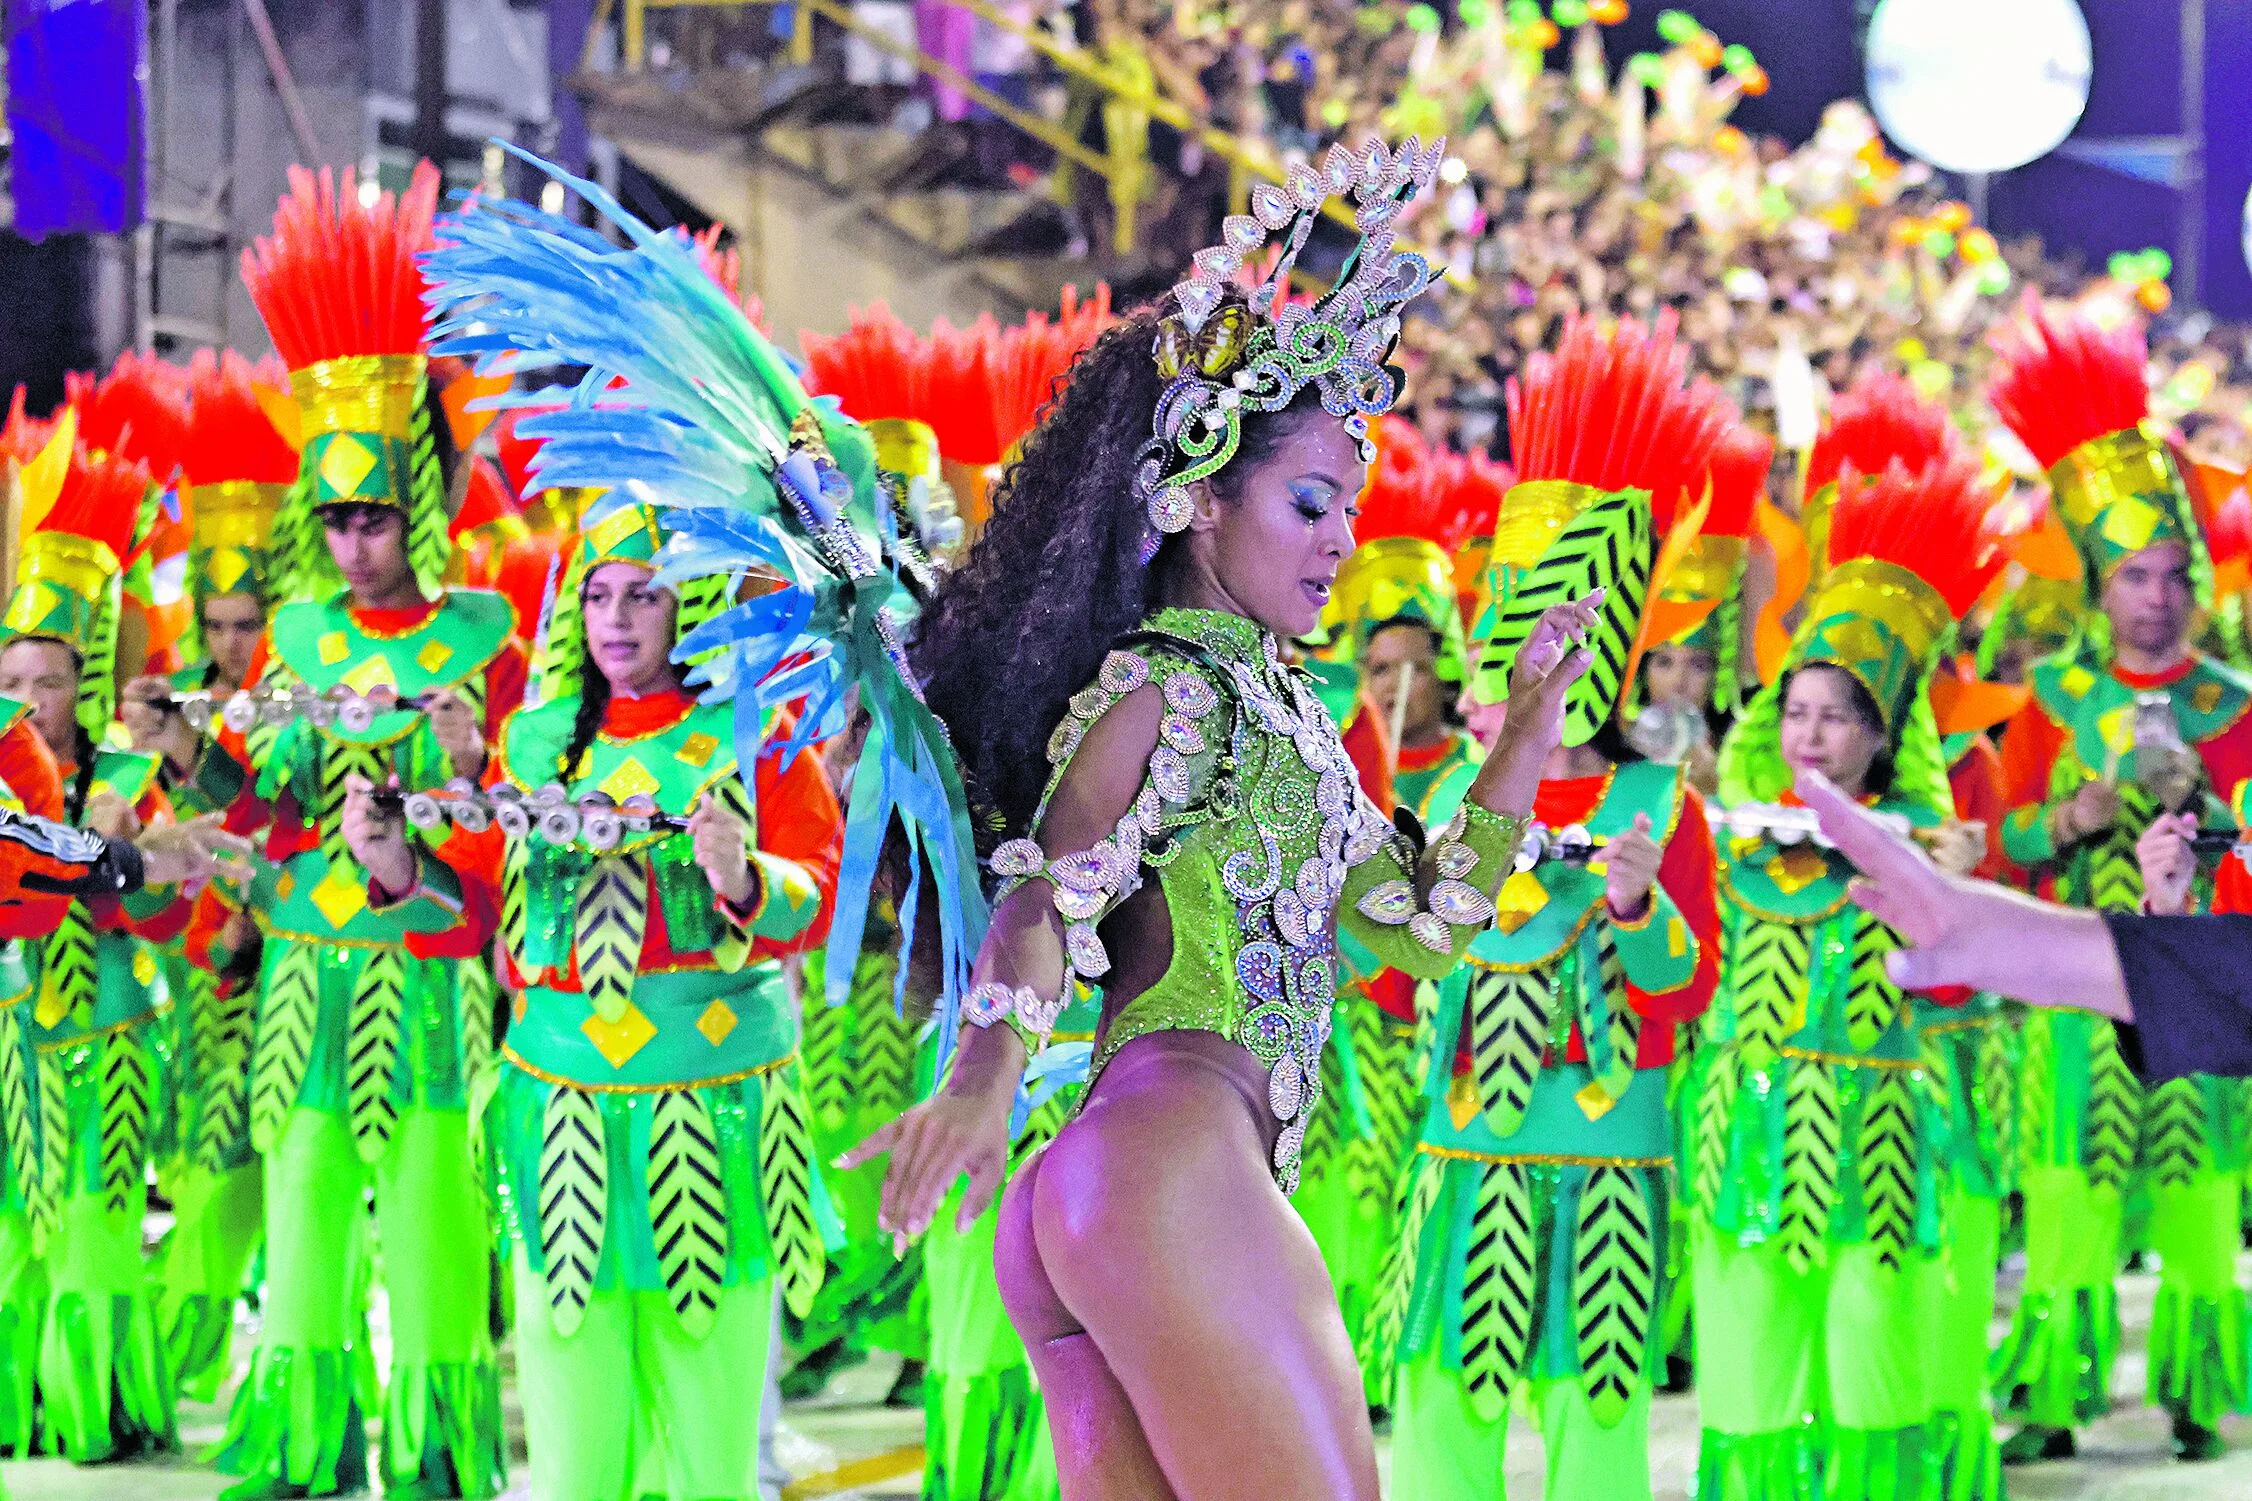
<box><xmin>372</xmin><ymin>852</ymin><xmax>467</xmax><ymax>927</ymax></box>
<box><xmin>121</xmin><ymin>885</ymin><xmax>176</xmax><ymax>922</ymax></box>
<box><xmin>1340</xmin><ymin>803</ymin><xmax>1526</xmax><ymax>982</ymax></box>
<box><xmin>744</xmin><ymin>851</ymin><xmax>823</xmax><ymax>944</ymax></box>
<box><xmin>1610</xmin><ymin>887</ymin><xmax>1696</xmax><ymax>992</ymax></box>
<box><xmin>2001</xmin><ymin>803</ymin><xmax>2056</xmax><ymax>867</ymax></box>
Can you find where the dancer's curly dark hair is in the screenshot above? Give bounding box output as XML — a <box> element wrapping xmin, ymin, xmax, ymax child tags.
<box><xmin>911</xmin><ymin>291</ymin><xmax>1329</xmax><ymax>845</ymax></box>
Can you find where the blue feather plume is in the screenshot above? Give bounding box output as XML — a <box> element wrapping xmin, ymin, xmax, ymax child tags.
<box><xmin>420</xmin><ymin>144</ymin><xmax>989</xmax><ymax>1061</ymax></box>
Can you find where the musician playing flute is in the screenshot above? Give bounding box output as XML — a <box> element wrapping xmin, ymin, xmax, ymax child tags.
<box><xmin>208</xmin><ymin>163</ymin><xmax>527</xmax><ymax>1498</ymax></box>
<box><xmin>342</xmin><ymin>495</ymin><xmax>843</xmax><ymax>1501</ymax></box>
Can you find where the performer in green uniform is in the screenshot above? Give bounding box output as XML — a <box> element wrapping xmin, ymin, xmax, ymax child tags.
<box><xmin>343</xmin><ymin>494</ymin><xmax>842</xmax><ymax>1501</ymax></box>
<box><xmin>1987</xmin><ymin>303</ymin><xmax>2252</xmax><ymax>1464</ymax></box>
<box><xmin>127</xmin><ymin>349</ymin><xmax>298</xmax><ymax>1405</ymax></box>
<box><xmin>211</xmin><ymin>161</ymin><xmax>525</xmax><ymax>1499</ymax></box>
<box><xmin>1690</xmin><ymin>397</ymin><xmax>1999</xmax><ymax>1500</ymax></box>
<box><xmin>0</xmin><ymin>403</ymin><xmax>193</xmax><ymax>1462</ymax></box>
<box><xmin>1382</xmin><ymin>313</ymin><xmax>1731</xmax><ymax>1500</ymax></box>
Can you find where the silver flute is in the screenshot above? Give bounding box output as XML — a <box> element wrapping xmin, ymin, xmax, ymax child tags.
<box><xmin>373</xmin><ymin>779</ymin><xmax>690</xmax><ymax>852</ymax></box>
<box><xmin>177</xmin><ymin>684</ymin><xmax>438</xmax><ymax>736</ymax></box>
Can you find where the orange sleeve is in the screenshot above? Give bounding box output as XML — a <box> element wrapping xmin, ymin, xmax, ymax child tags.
<box><xmin>481</xmin><ymin>641</ymin><xmax>529</xmax><ymax>742</ymax></box>
<box><xmin>1949</xmin><ymin>736</ymin><xmax>2016</xmax><ymax>883</ymax></box>
<box><xmin>1997</xmin><ymin>697</ymin><xmax>2065</xmax><ymax>813</ymax></box>
<box><xmin>0</xmin><ymin>721</ymin><xmax>65</xmax><ymax>822</ymax></box>
<box><xmin>747</xmin><ymin>732</ymin><xmax>844</xmax><ymax>962</ymax></box>
<box><xmin>1624</xmin><ymin>786</ymin><xmax>1722</xmax><ymax>1032</ymax></box>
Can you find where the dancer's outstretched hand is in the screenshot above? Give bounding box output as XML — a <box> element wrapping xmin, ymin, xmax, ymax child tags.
<box><xmin>1467</xmin><ymin>591</ymin><xmax>1599</xmax><ymax>820</ymax></box>
<box><xmin>837</xmin><ymin>1027</ymin><xmax>1023</xmax><ymax>1254</ymax></box>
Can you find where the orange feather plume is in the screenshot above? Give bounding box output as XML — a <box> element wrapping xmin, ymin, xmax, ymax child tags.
<box><xmin>64</xmin><ymin>352</ymin><xmax>191</xmax><ymax>483</ymax></box>
<box><xmin>241</xmin><ymin>160</ymin><xmax>441</xmax><ymax>367</ymax></box>
<box><xmin>1505</xmin><ymin>309</ymin><xmax>1737</xmax><ymax>536</ymax></box>
<box><xmin>1701</xmin><ymin>423</ymin><xmax>1773</xmax><ymax>541</ymax></box>
<box><xmin>1987</xmin><ymin>295</ymin><xmax>2150</xmax><ymax>470</ymax></box>
<box><xmin>181</xmin><ymin>349</ymin><xmax>301</xmax><ymax>488</ymax></box>
<box><xmin>1805</xmin><ymin>371</ymin><xmax>1953</xmax><ymax>499</ymax></box>
<box><xmin>1359</xmin><ymin>417</ymin><xmax>1508</xmax><ymax>553</ymax></box>
<box><xmin>1826</xmin><ymin>447</ymin><xmax>2006</xmax><ymax>620</ymax></box>
<box><xmin>1</xmin><ymin>398</ymin><xmax>151</xmax><ymax>560</ymax></box>
<box><xmin>987</xmin><ymin>285</ymin><xmax>1115</xmax><ymax>455</ymax></box>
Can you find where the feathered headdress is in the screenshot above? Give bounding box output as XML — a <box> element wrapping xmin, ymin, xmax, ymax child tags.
<box><xmin>65</xmin><ymin>352</ymin><xmax>192</xmax><ymax>484</ymax></box>
<box><xmin>1721</xmin><ymin>399</ymin><xmax>2004</xmax><ymax>819</ymax></box>
<box><xmin>1325</xmin><ymin>417</ymin><xmax>1501</xmax><ymax>689</ymax></box>
<box><xmin>1</xmin><ymin>399</ymin><xmax>151</xmax><ymax>735</ymax></box>
<box><xmin>181</xmin><ymin>349</ymin><xmax>299</xmax><ymax>616</ymax></box>
<box><xmin>1475</xmin><ymin>308</ymin><xmax>1736</xmax><ymax>744</ymax></box>
<box><xmin>1638</xmin><ymin>420</ymin><xmax>1771</xmax><ymax>715</ymax></box>
<box><xmin>1801</xmin><ymin>371</ymin><xmax>1953</xmax><ymax>582</ymax></box>
<box><xmin>422</xmin><ymin>145</ymin><xmax>983</xmax><ymax>1059</ymax></box>
<box><xmin>66</xmin><ymin>353</ymin><xmax>196</xmax><ymax>677</ymax></box>
<box><xmin>1988</xmin><ymin>297</ymin><xmax>2195</xmax><ymax>606</ymax></box>
<box><xmin>241</xmin><ymin>160</ymin><xmax>448</xmax><ymax>601</ymax></box>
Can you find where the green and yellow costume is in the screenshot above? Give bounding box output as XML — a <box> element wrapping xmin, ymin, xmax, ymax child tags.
<box><xmin>1382</xmin><ymin>477</ymin><xmax>1720</xmax><ymax>1501</ymax></box>
<box><xmin>1990</xmin><ymin>425</ymin><xmax>2252</xmax><ymax>1444</ymax></box>
<box><xmin>1306</xmin><ymin>503</ymin><xmax>1484</xmax><ymax>1402</ymax></box>
<box><xmin>210</xmin><ymin>344</ymin><xmax>522</xmax><ymax>1497</ymax></box>
<box><xmin>0</xmin><ymin>445</ymin><xmax>193</xmax><ymax>1463</ymax></box>
<box><xmin>153</xmin><ymin>472</ymin><xmax>282</xmax><ymax>1404</ymax></box>
<box><xmin>467</xmin><ymin>500</ymin><xmax>841</xmax><ymax>1501</ymax></box>
<box><xmin>1693</xmin><ymin>482</ymin><xmax>1989</xmax><ymax>1499</ymax></box>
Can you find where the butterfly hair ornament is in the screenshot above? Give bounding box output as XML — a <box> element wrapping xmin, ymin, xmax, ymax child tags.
<box><xmin>1134</xmin><ymin>136</ymin><xmax>1447</xmax><ymax>563</ymax></box>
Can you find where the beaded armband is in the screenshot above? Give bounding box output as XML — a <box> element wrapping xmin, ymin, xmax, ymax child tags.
<box><xmin>964</xmin><ymin>647</ymin><xmax>1222</xmax><ymax>1046</ymax></box>
<box><xmin>1351</xmin><ymin>801</ymin><xmax>1515</xmax><ymax>951</ymax></box>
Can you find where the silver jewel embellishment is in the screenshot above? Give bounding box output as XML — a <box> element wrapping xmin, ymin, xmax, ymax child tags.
<box><xmin>1355</xmin><ymin>879</ymin><xmax>1416</xmax><ymax>925</ymax></box>
<box><xmin>1434</xmin><ymin>840</ymin><xmax>1478</xmax><ymax>880</ymax></box>
<box><xmin>1408</xmin><ymin>911</ymin><xmax>1454</xmax><ymax>954</ymax></box>
<box><xmin>1098</xmin><ymin>651</ymin><xmax>1151</xmax><ymax>694</ymax></box>
<box><xmin>1428</xmin><ymin>878</ymin><xmax>1498</xmax><ymax>927</ymax></box>
<box><xmin>990</xmin><ymin>839</ymin><xmax>1045</xmax><ymax>878</ymax></box>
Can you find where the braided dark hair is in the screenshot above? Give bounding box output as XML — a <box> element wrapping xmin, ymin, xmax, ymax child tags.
<box><xmin>558</xmin><ymin>668</ymin><xmax>611</xmax><ymax>784</ymax></box>
<box><xmin>910</xmin><ymin>290</ymin><xmax>1331</xmax><ymax>844</ymax></box>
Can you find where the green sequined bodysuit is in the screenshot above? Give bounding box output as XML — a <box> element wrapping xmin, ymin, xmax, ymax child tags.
<box><xmin>988</xmin><ymin>608</ymin><xmax>1523</xmax><ymax>1190</ymax></box>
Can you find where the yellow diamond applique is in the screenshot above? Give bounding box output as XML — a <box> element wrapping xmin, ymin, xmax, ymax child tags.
<box><xmin>1445</xmin><ymin>1069</ymin><xmax>1480</xmax><ymax>1131</ymax></box>
<box><xmin>309</xmin><ymin>868</ymin><xmax>368</xmax><ymax>928</ymax></box>
<box><xmin>581</xmin><ymin>1002</ymin><xmax>657</xmax><ymax>1068</ymax></box>
<box><xmin>34</xmin><ymin>977</ymin><xmax>67</xmax><ymax>1031</ymax></box>
<box><xmin>512</xmin><ymin>991</ymin><xmax>528</xmax><ymax>1024</ymax></box>
<box><xmin>1492</xmin><ymin>870</ymin><xmax>1550</xmax><ymax>935</ymax></box>
<box><xmin>341</xmin><ymin>654</ymin><xmax>399</xmax><ymax>695</ymax></box>
<box><xmin>416</xmin><ymin>639</ymin><xmax>453</xmax><ymax>673</ymax></box>
<box><xmin>675</xmin><ymin>732</ymin><xmax>719</xmax><ymax>769</ymax></box>
<box><xmin>132</xmin><ymin>949</ymin><xmax>157</xmax><ymax>986</ymax></box>
<box><xmin>2192</xmin><ymin>680</ymin><xmax>2223</xmax><ymax>714</ymax></box>
<box><xmin>317</xmin><ymin>434</ymin><xmax>378</xmax><ymax>498</ymax></box>
<box><xmin>275</xmin><ymin>872</ymin><xmax>296</xmax><ymax>900</ymax></box>
<box><xmin>318</xmin><ymin>631</ymin><xmax>351</xmax><ymax>667</ymax></box>
<box><xmin>1765</xmin><ymin>846</ymin><xmax>1828</xmax><ymax>896</ymax></box>
<box><xmin>1667</xmin><ymin>917</ymin><xmax>1687</xmax><ymax>958</ymax></box>
<box><xmin>1574</xmin><ymin>1080</ymin><xmax>1619</xmax><ymax>1121</ymax></box>
<box><xmin>597</xmin><ymin>757</ymin><xmax>661</xmax><ymax>804</ymax></box>
<box><xmin>2099</xmin><ymin>494</ymin><xmax>2163</xmax><ymax>554</ymax></box>
<box><xmin>208</xmin><ymin>549</ymin><xmax>250</xmax><ymax>595</ymax></box>
<box><xmin>2096</xmin><ymin>704</ymin><xmax>2135</xmax><ymax>755</ymax></box>
<box><xmin>695</xmin><ymin>1000</ymin><xmax>738</xmax><ymax>1046</ymax></box>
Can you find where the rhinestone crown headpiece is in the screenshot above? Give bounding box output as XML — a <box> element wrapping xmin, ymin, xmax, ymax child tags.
<box><xmin>1134</xmin><ymin>135</ymin><xmax>1445</xmax><ymax>562</ymax></box>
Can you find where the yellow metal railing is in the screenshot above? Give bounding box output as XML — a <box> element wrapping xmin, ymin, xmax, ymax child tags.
<box><xmin>607</xmin><ymin>0</ymin><xmax>1411</xmax><ymax>257</ymax></box>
